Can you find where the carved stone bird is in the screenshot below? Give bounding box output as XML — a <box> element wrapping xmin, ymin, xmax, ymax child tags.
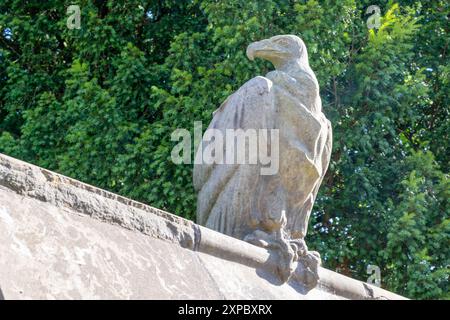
<box><xmin>193</xmin><ymin>35</ymin><xmax>332</xmax><ymax>285</ymax></box>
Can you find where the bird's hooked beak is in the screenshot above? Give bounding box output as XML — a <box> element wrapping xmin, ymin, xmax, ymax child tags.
<box><xmin>246</xmin><ymin>39</ymin><xmax>283</xmax><ymax>62</ymax></box>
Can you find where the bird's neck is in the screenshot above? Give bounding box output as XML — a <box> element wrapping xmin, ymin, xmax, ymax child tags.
<box><xmin>274</xmin><ymin>59</ymin><xmax>302</xmax><ymax>74</ymax></box>
<box><xmin>273</xmin><ymin>59</ymin><xmax>322</xmax><ymax>114</ymax></box>
<box><xmin>275</xmin><ymin>59</ymin><xmax>316</xmax><ymax>82</ymax></box>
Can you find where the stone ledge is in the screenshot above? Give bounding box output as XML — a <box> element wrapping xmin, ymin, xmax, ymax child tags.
<box><xmin>0</xmin><ymin>153</ymin><xmax>406</xmax><ymax>299</ymax></box>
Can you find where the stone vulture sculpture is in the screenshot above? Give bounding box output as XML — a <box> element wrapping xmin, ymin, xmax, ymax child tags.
<box><xmin>193</xmin><ymin>35</ymin><xmax>332</xmax><ymax>288</ymax></box>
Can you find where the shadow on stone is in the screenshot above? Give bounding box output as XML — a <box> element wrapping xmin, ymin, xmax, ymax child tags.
<box><xmin>0</xmin><ymin>287</ymin><xmax>4</xmax><ymax>300</ymax></box>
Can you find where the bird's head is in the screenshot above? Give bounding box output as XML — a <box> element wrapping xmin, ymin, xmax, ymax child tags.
<box><xmin>246</xmin><ymin>35</ymin><xmax>307</xmax><ymax>70</ymax></box>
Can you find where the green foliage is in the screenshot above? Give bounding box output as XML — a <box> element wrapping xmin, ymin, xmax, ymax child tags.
<box><xmin>0</xmin><ymin>0</ymin><xmax>448</xmax><ymax>298</ymax></box>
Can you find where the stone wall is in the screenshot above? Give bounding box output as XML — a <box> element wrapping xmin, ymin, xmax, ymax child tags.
<box><xmin>0</xmin><ymin>153</ymin><xmax>405</xmax><ymax>299</ymax></box>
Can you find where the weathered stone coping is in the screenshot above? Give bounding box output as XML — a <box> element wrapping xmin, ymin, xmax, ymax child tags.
<box><xmin>0</xmin><ymin>153</ymin><xmax>406</xmax><ymax>300</ymax></box>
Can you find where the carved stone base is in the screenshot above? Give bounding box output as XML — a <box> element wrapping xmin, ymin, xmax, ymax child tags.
<box><xmin>0</xmin><ymin>153</ymin><xmax>407</xmax><ymax>299</ymax></box>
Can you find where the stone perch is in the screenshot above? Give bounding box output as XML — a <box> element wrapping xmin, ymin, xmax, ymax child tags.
<box><xmin>0</xmin><ymin>153</ymin><xmax>406</xmax><ymax>299</ymax></box>
<box><xmin>194</xmin><ymin>35</ymin><xmax>332</xmax><ymax>288</ymax></box>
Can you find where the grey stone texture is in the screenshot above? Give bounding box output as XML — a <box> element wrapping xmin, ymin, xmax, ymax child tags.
<box><xmin>0</xmin><ymin>153</ymin><xmax>405</xmax><ymax>299</ymax></box>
